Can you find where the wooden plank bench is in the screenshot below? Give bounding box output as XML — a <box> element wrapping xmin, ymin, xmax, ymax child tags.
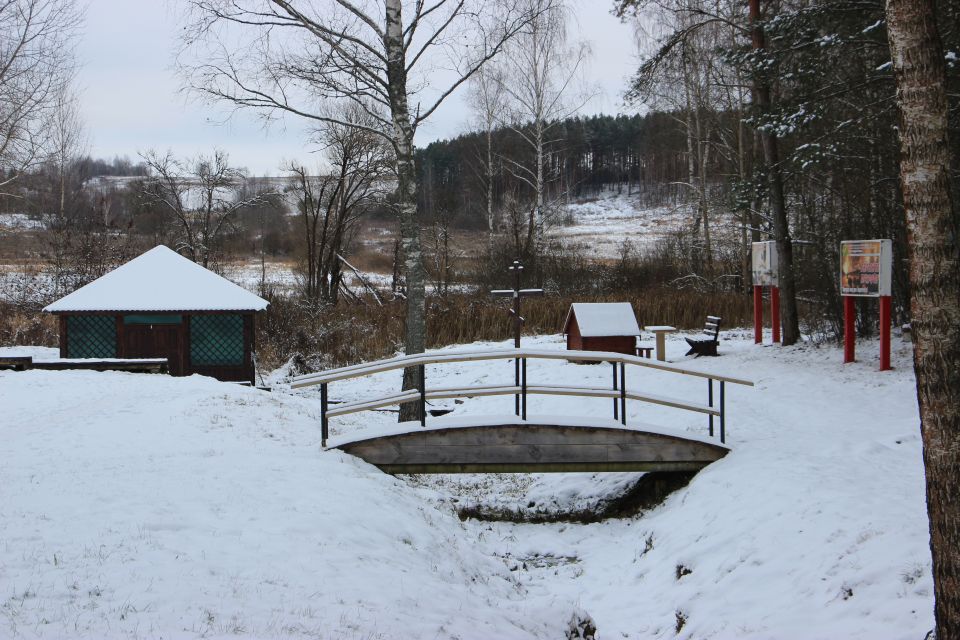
<box><xmin>29</xmin><ymin>359</ymin><xmax>169</xmax><ymax>374</ymax></box>
<box><xmin>0</xmin><ymin>356</ymin><xmax>33</xmax><ymax>371</ymax></box>
<box><xmin>685</xmin><ymin>316</ymin><xmax>722</xmax><ymax>357</ymax></box>
<box><xmin>635</xmin><ymin>343</ymin><xmax>653</xmax><ymax>358</ymax></box>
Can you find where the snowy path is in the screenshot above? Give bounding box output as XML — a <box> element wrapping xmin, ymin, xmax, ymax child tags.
<box><xmin>0</xmin><ymin>333</ymin><xmax>933</xmax><ymax>639</ymax></box>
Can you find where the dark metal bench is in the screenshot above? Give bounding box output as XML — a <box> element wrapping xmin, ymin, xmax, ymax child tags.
<box><xmin>685</xmin><ymin>316</ymin><xmax>721</xmax><ymax>357</ymax></box>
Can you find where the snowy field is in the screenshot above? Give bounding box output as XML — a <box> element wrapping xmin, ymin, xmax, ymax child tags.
<box><xmin>553</xmin><ymin>193</ymin><xmax>731</xmax><ymax>259</ymax></box>
<box><xmin>0</xmin><ymin>333</ymin><xmax>933</xmax><ymax>639</ymax></box>
<box><xmin>0</xmin><ymin>214</ymin><xmax>45</xmax><ymax>230</ymax></box>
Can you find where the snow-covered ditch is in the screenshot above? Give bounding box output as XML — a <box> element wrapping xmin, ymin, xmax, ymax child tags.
<box><xmin>0</xmin><ymin>332</ymin><xmax>933</xmax><ymax>638</ymax></box>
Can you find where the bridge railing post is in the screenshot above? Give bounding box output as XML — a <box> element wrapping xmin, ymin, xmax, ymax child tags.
<box><xmin>619</xmin><ymin>362</ymin><xmax>626</xmax><ymax>426</ymax></box>
<box><xmin>611</xmin><ymin>361</ymin><xmax>618</xmax><ymax>420</ymax></box>
<box><xmin>321</xmin><ymin>382</ymin><xmax>329</xmax><ymax>447</ymax></box>
<box><xmin>708</xmin><ymin>378</ymin><xmax>714</xmax><ymax>437</ymax></box>
<box><xmin>521</xmin><ymin>357</ymin><xmax>527</xmax><ymax>420</ymax></box>
<box><xmin>720</xmin><ymin>380</ymin><xmax>726</xmax><ymax>444</ymax></box>
<box><xmin>419</xmin><ymin>364</ymin><xmax>426</xmax><ymax>427</ymax></box>
<box><xmin>514</xmin><ymin>358</ymin><xmax>520</xmax><ymax>417</ymax></box>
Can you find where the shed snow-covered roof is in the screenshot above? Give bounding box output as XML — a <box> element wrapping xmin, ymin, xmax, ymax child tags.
<box><xmin>44</xmin><ymin>246</ymin><xmax>269</xmax><ymax>313</ymax></box>
<box><xmin>563</xmin><ymin>302</ymin><xmax>641</xmax><ymax>337</ymax></box>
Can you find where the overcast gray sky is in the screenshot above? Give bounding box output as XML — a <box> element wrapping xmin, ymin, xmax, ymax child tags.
<box><xmin>77</xmin><ymin>0</ymin><xmax>639</xmax><ymax>176</ymax></box>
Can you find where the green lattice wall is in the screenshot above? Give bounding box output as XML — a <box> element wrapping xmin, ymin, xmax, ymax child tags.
<box><xmin>66</xmin><ymin>316</ymin><xmax>117</xmax><ymax>358</ymax></box>
<box><xmin>191</xmin><ymin>315</ymin><xmax>244</xmax><ymax>366</ymax></box>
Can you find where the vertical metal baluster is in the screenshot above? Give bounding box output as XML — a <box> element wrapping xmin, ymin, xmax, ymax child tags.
<box><xmin>619</xmin><ymin>362</ymin><xmax>626</xmax><ymax>426</ymax></box>
<box><xmin>514</xmin><ymin>358</ymin><xmax>520</xmax><ymax>416</ymax></box>
<box><xmin>419</xmin><ymin>363</ymin><xmax>426</xmax><ymax>427</ymax></box>
<box><xmin>708</xmin><ymin>378</ymin><xmax>714</xmax><ymax>437</ymax></box>
<box><xmin>611</xmin><ymin>361</ymin><xmax>619</xmax><ymax>420</ymax></box>
<box><xmin>720</xmin><ymin>381</ymin><xmax>726</xmax><ymax>444</ymax></box>
<box><xmin>320</xmin><ymin>382</ymin><xmax>329</xmax><ymax>448</ymax></box>
<box><xmin>521</xmin><ymin>357</ymin><xmax>527</xmax><ymax>420</ymax></box>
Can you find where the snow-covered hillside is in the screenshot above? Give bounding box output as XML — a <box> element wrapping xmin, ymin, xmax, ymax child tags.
<box><xmin>0</xmin><ymin>333</ymin><xmax>933</xmax><ymax>639</ymax></box>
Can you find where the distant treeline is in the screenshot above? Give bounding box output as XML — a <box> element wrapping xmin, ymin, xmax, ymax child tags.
<box><xmin>415</xmin><ymin>112</ymin><xmax>717</xmax><ymax>229</ymax></box>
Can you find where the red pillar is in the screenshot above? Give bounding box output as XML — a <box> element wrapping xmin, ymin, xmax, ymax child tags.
<box><xmin>843</xmin><ymin>296</ymin><xmax>856</xmax><ymax>363</ymax></box>
<box><xmin>753</xmin><ymin>285</ymin><xmax>763</xmax><ymax>344</ymax></box>
<box><xmin>879</xmin><ymin>295</ymin><xmax>891</xmax><ymax>371</ymax></box>
<box><xmin>771</xmin><ymin>286</ymin><xmax>781</xmax><ymax>344</ymax></box>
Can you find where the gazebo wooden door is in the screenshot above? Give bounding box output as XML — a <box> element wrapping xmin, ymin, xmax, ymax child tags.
<box><xmin>123</xmin><ymin>324</ymin><xmax>184</xmax><ymax>375</ymax></box>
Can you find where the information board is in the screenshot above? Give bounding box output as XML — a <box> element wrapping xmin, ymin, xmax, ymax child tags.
<box><xmin>752</xmin><ymin>241</ymin><xmax>779</xmax><ymax>287</ymax></box>
<box><xmin>840</xmin><ymin>240</ymin><xmax>892</xmax><ymax>297</ymax></box>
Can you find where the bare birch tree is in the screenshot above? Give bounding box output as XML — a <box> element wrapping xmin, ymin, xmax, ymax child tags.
<box><xmin>886</xmin><ymin>0</ymin><xmax>960</xmax><ymax>636</ymax></box>
<box><xmin>0</xmin><ymin>0</ymin><xmax>82</xmax><ymax>192</ymax></box>
<box><xmin>289</xmin><ymin>104</ymin><xmax>391</xmax><ymax>304</ymax></box>
<box><xmin>178</xmin><ymin>0</ymin><xmax>548</xmax><ymax>418</ymax></box>
<box><xmin>48</xmin><ymin>87</ymin><xmax>88</xmax><ymax>296</ymax></box>
<box><xmin>496</xmin><ymin>0</ymin><xmax>590</xmax><ymax>257</ymax></box>
<box><xmin>467</xmin><ymin>64</ymin><xmax>507</xmax><ymax>253</ymax></box>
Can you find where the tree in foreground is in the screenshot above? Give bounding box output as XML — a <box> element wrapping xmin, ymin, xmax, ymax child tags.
<box><xmin>885</xmin><ymin>0</ymin><xmax>960</xmax><ymax>636</ymax></box>
<box><xmin>179</xmin><ymin>0</ymin><xmax>548</xmax><ymax>418</ymax></box>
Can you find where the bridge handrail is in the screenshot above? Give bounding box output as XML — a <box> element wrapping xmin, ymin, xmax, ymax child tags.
<box><xmin>328</xmin><ymin>383</ymin><xmax>719</xmax><ymax>420</ymax></box>
<box><xmin>294</xmin><ymin>347</ymin><xmax>753</xmax><ymax>448</ymax></box>
<box><xmin>290</xmin><ymin>347</ymin><xmax>755</xmax><ymax>388</ymax></box>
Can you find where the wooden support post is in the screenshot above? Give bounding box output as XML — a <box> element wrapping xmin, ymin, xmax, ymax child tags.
<box><xmin>879</xmin><ymin>295</ymin><xmax>891</xmax><ymax>371</ymax></box>
<box><xmin>320</xmin><ymin>382</ymin><xmax>329</xmax><ymax>448</ymax></box>
<box><xmin>521</xmin><ymin>357</ymin><xmax>527</xmax><ymax>420</ymax></box>
<box><xmin>419</xmin><ymin>364</ymin><xmax>426</xmax><ymax>426</ymax></box>
<box><xmin>753</xmin><ymin>285</ymin><xmax>763</xmax><ymax>344</ymax></box>
<box><xmin>719</xmin><ymin>381</ymin><xmax>726</xmax><ymax>444</ymax></box>
<box><xmin>843</xmin><ymin>296</ymin><xmax>856</xmax><ymax>363</ymax></box>
<box><xmin>619</xmin><ymin>362</ymin><xmax>626</xmax><ymax>426</ymax></box>
<box><xmin>611</xmin><ymin>361</ymin><xmax>619</xmax><ymax>420</ymax></box>
<box><xmin>771</xmin><ymin>286</ymin><xmax>781</xmax><ymax>344</ymax></box>
<box><xmin>708</xmin><ymin>378</ymin><xmax>714</xmax><ymax>437</ymax></box>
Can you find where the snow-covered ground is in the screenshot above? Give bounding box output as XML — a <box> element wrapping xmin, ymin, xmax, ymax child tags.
<box><xmin>551</xmin><ymin>191</ymin><xmax>741</xmax><ymax>259</ymax></box>
<box><xmin>0</xmin><ymin>332</ymin><xmax>933</xmax><ymax>639</ymax></box>
<box><xmin>0</xmin><ymin>213</ymin><xmax>44</xmax><ymax>230</ymax></box>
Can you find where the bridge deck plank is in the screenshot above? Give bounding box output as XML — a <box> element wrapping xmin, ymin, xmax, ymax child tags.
<box><xmin>335</xmin><ymin>422</ymin><xmax>728</xmax><ymax>474</ymax></box>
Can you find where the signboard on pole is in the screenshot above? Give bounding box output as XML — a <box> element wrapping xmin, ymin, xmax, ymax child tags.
<box><xmin>840</xmin><ymin>240</ymin><xmax>892</xmax><ymax>297</ymax></box>
<box><xmin>752</xmin><ymin>241</ymin><xmax>779</xmax><ymax>286</ymax></box>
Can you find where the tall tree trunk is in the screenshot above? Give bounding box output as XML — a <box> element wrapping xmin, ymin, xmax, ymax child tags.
<box><xmin>385</xmin><ymin>0</ymin><xmax>426</xmax><ymax>422</ymax></box>
<box><xmin>886</xmin><ymin>1</ymin><xmax>960</xmax><ymax>636</ymax></box>
<box><xmin>749</xmin><ymin>0</ymin><xmax>800</xmax><ymax>345</ymax></box>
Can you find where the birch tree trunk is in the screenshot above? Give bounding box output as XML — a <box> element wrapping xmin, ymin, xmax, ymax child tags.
<box><xmin>886</xmin><ymin>1</ymin><xmax>960</xmax><ymax>636</ymax></box>
<box><xmin>385</xmin><ymin>0</ymin><xmax>427</xmax><ymax>421</ymax></box>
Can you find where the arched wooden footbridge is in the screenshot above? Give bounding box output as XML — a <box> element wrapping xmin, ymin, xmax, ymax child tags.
<box><xmin>290</xmin><ymin>348</ymin><xmax>753</xmax><ymax>474</ymax></box>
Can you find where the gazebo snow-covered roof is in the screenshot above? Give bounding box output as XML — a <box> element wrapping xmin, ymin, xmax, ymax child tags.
<box><xmin>563</xmin><ymin>302</ymin><xmax>641</xmax><ymax>337</ymax></box>
<box><xmin>44</xmin><ymin>246</ymin><xmax>267</xmax><ymax>383</ymax></box>
<box><xmin>44</xmin><ymin>245</ymin><xmax>268</xmax><ymax>313</ymax></box>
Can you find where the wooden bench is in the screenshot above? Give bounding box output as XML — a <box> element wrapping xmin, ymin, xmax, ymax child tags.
<box><xmin>635</xmin><ymin>341</ymin><xmax>653</xmax><ymax>359</ymax></box>
<box><xmin>0</xmin><ymin>356</ymin><xmax>33</xmax><ymax>371</ymax></box>
<box><xmin>685</xmin><ymin>316</ymin><xmax>722</xmax><ymax>357</ymax></box>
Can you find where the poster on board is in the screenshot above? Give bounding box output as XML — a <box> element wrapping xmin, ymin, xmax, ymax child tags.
<box><xmin>752</xmin><ymin>241</ymin><xmax>779</xmax><ymax>286</ymax></box>
<box><xmin>840</xmin><ymin>239</ymin><xmax>892</xmax><ymax>297</ymax></box>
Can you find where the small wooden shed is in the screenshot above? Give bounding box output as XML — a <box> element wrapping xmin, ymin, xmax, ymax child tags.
<box><xmin>43</xmin><ymin>245</ymin><xmax>268</xmax><ymax>384</ymax></box>
<box><xmin>563</xmin><ymin>302</ymin><xmax>641</xmax><ymax>355</ymax></box>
